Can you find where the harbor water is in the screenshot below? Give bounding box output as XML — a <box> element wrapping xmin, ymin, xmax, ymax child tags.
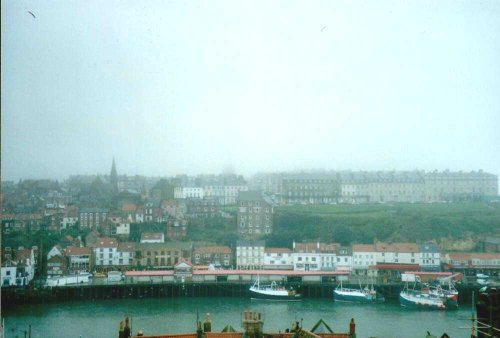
<box><xmin>2</xmin><ymin>297</ymin><xmax>472</xmax><ymax>338</ymax></box>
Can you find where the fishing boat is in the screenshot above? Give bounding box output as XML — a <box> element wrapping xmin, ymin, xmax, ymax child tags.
<box><xmin>399</xmin><ymin>282</ymin><xmax>448</xmax><ymax>310</ymax></box>
<box><xmin>427</xmin><ymin>281</ymin><xmax>459</xmax><ymax>308</ymax></box>
<box><xmin>333</xmin><ymin>280</ymin><xmax>385</xmax><ymax>303</ymax></box>
<box><xmin>249</xmin><ymin>277</ymin><xmax>302</xmax><ymax>301</ymax></box>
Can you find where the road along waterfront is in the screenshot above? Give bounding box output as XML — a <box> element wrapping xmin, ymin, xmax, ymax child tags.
<box><xmin>2</xmin><ymin>297</ymin><xmax>472</xmax><ymax>338</ymax></box>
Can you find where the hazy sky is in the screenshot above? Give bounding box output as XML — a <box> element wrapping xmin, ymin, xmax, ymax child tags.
<box><xmin>2</xmin><ymin>0</ymin><xmax>500</xmax><ymax>181</ymax></box>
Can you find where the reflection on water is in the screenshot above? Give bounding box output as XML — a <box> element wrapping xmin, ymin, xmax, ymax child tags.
<box><xmin>3</xmin><ymin>297</ymin><xmax>470</xmax><ymax>338</ymax></box>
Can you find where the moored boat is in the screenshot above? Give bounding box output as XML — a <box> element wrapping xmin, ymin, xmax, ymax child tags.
<box><xmin>249</xmin><ymin>277</ymin><xmax>302</xmax><ymax>301</ymax></box>
<box><xmin>333</xmin><ymin>280</ymin><xmax>385</xmax><ymax>303</ymax></box>
<box><xmin>399</xmin><ymin>289</ymin><xmax>447</xmax><ymax>310</ymax></box>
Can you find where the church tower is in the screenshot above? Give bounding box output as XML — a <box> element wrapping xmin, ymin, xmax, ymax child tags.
<box><xmin>110</xmin><ymin>157</ymin><xmax>118</xmax><ymax>194</ymax></box>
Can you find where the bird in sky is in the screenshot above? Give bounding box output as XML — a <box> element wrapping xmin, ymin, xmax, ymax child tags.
<box><xmin>321</xmin><ymin>26</ymin><xmax>326</xmax><ymax>32</ymax></box>
<box><xmin>28</xmin><ymin>11</ymin><xmax>36</xmax><ymax>18</ymax></box>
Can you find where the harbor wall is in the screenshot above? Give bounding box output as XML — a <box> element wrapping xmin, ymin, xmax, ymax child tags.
<box><xmin>1</xmin><ymin>282</ymin><xmax>478</xmax><ymax>308</ymax></box>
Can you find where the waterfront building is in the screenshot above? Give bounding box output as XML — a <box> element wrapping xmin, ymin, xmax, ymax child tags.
<box><xmin>335</xmin><ymin>246</ymin><xmax>353</xmax><ymax>272</ymax></box>
<box><xmin>93</xmin><ymin>238</ymin><xmax>135</xmax><ymax>270</ymax></box>
<box><xmin>66</xmin><ymin>246</ymin><xmax>92</xmax><ymax>273</ymax></box>
<box><xmin>47</xmin><ymin>245</ymin><xmax>64</xmax><ymax>261</ymax></box>
<box><xmin>374</xmin><ymin>242</ymin><xmax>419</xmax><ymax>265</ymax></box>
<box><xmin>236</xmin><ymin>240</ymin><xmax>265</xmax><ymax>269</ymax></box>
<box><xmin>79</xmin><ymin>208</ymin><xmax>108</xmax><ymax>229</ymax></box>
<box><xmin>442</xmin><ymin>252</ymin><xmax>500</xmax><ymax>275</ymax></box>
<box><xmin>263</xmin><ymin>248</ymin><xmax>293</xmax><ymax>270</ymax></box>
<box><xmin>292</xmin><ymin>242</ymin><xmax>339</xmax><ymax>271</ymax></box>
<box><xmin>135</xmin><ymin>242</ymin><xmax>193</xmax><ymax>269</ymax></box>
<box><xmin>47</xmin><ymin>255</ymin><xmax>67</xmax><ymax>276</ymax></box>
<box><xmin>352</xmin><ymin>244</ymin><xmax>377</xmax><ymax>276</ymax></box>
<box><xmin>14</xmin><ymin>248</ymin><xmax>36</xmax><ymax>285</ymax></box>
<box><xmin>193</xmin><ymin>245</ymin><xmax>233</xmax><ymax>268</ymax></box>
<box><xmin>1</xmin><ymin>260</ymin><xmax>17</xmax><ymax>287</ymax></box>
<box><xmin>237</xmin><ymin>191</ymin><xmax>274</xmax><ymax>238</ymax></box>
<box><xmin>419</xmin><ymin>242</ymin><xmax>441</xmax><ymax>271</ymax></box>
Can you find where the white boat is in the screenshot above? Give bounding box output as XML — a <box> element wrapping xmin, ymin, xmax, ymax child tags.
<box><xmin>249</xmin><ymin>276</ymin><xmax>302</xmax><ymax>301</ymax></box>
<box><xmin>333</xmin><ymin>280</ymin><xmax>384</xmax><ymax>303</ymax></box>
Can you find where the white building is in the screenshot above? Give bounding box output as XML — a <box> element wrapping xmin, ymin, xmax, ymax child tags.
<box><xmin>66</xmin><ymin>246</ymin><xmax>92</xmax><ymax>273</ymax></box>
<box><xmin>292</xmin><ymin>242</ymin><xmax>338</xmax><ymax>271</ymax></box>
<box><xmin>352</xmin><ymin>244</ymin><xmax>377</xmax><ymax>276</ymax></box>
<box><xmin>140</xmin><ymin>232</ymin><xmax>165</xmax><ymax>244</ymax></box>
<box><xmin>174</xmin><ymin>187</ymin><xmax>205</xmax><ymax>199</ymax></box>
<box><xmin>1</xmin><ymin>261</ymin><xmax>17</xmax><ymax>287</ymax></box>
<box><xmin>335</xmin><ymin>247</ymin><xmax>353</xmax><ymax>272</ymax></box>
<box><xmin>94</xmin><ymin>237</ymin><xmax>118</xmax><ymax>268</ymax></box>
<box><xmin>94</xmin><ymin>238</ymin><xmax>135</xmax><ymax>269</ymax></box>
<box><xmin>374</xmin><ymin>242</ymin><xmax>419</xmax><ymax>265</ymax></box>
<box><xmin>236</xmin><ymin>240</ymin><xmax>265</xmax><ymax>269</ymax></box>
<box><xmin>223</xmin><ymin>185</ymin><xmax>248</xmax><ymax>205</ymax></box>
<box><xmin>47</xmin><ymin>245</ymin><xmax>64</xmax><ymax>261</ymax></box>
<box><xmin>14</xmin><ymin>248</ymin><xmax>36</xmax><ymax>285</ymax></box>
<box><xmin>263</xmin><ymin>248</ymin><xmax>293</xmax><ymax>270</ymax></box>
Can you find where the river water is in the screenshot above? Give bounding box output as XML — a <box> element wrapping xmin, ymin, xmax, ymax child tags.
<box><xmin>3</xmin><ymin>297</ymin><xmax>472</xmax><ymax>338</ymax></box>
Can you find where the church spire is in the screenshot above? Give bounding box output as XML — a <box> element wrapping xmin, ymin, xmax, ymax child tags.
<box><xmin>110</xmin><ymin>157</ymin><xmax>118</xmax><ymax>193</ymax></box>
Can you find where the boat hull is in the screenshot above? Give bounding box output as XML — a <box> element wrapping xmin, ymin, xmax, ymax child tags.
<box><xmin>249</xmin><ymin>290</ymin><xmax>302</xmax><ymax>301</ymax></box>
<box><xmin>399</xmin><ymin>293</ymin><xmax>446</xmax><ymax>310</ymax></box>
<box><xmin>333</xmin><ymin>290</ymin><xmax>384</xmax><ymax>303</ymax></box>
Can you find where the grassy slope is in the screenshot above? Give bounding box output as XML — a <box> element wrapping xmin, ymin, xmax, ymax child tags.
<box><xmin>267</xmin><ymin>202</ymin><xmax>500</xmax><ymax>247</ymax></box>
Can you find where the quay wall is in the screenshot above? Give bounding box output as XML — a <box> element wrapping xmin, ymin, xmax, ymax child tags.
<box><xmin>1</xmin><ymin>282</ymin><xmax>478</xmax><ymax>308</ymax></box>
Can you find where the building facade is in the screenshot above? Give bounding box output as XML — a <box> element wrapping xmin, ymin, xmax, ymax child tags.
<box><xmin>236</xmin><ymin>240</ymin><xmax>265</xmax><ymax>269</ymax></box>
<box><xmin>237</xmin><ymin>191</ymin><xmax>274</xmax><ymax>238</ymax></box>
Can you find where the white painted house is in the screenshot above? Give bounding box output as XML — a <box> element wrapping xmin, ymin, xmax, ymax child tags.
<box><xmin>236</xmin><ymin>240</ymin><xmax>265</xmax><ymax>269</ymax></box>
<box><xmin>1</xmin><ymin>260</ymin><xmax>17</xmax><ymax>287</ymax></box>
<box><xmin>292</xmin><ymin>242</ymin><xmax>338</xmax><ymax>271</ymax></box>
<box><xmin>263</xmin><ymin>248</ymin><xmax>293</xmax><ymax>270</ymax></box>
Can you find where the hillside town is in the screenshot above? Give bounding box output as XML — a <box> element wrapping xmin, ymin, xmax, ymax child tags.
<box><xmin>1</xmin><ymin>161</ymin><xmax>499</xmax><ymax>287</ymax></box>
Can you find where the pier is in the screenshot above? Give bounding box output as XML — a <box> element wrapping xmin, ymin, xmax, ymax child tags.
<box><xmin>1</xmin><ymin>280</ymin><xmax>479</xmax><ymax>307</ymax></box>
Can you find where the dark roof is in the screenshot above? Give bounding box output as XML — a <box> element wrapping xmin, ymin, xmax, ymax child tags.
<box><xmin>236</xmin><ymin>240</ymin><xmax>265</xmax><ymax>247</ymax></box>
<box><xmin>238</xmin><ymin>191</ymin><xmax>264</xmax><ymax>202</ymax></box>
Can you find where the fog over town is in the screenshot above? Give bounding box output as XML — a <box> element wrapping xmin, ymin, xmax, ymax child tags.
<box><xmin>2</xmin><ymin>1</ymin><xmax>500</xmax><ymax>181</ymax></box>
<box><xmin>2</xmin><ymin>2</ymin><xmax>500</xmax><ymax>337</ymax></box>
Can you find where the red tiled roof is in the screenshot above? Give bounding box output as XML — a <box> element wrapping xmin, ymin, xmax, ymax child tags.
<box><xmin>118</xmin><ymin>242</ymin><xmax>135</xmax><ymax>252</ymax></box>
<box><xmin>373</xmin><ymin>264</ymin><xmax>420</xmax><ymax>270</ymax></box>
<box><xmin>16</xmin><ymin>249</ymin><xmax>32</xmax><ymax>261</ymax></box>
<box><xmin>125</xmin><ymin>271</ymin><xmax>174</xmax><ymax>277</ymax></box>
<box><xmin>295</xmin><ymin>242</ymin><xmax>339</xmax><ymax>253</ymax></box>
<box><xmin>375</xmin><ymin>242</ymin><xmax>418</xmax><ymax>253</ymax></box>
<box><xmin>66</xmin><ymin>246</ymin><xmax>91</xmax><ymax>256</ymax></box>
<box><xmin>448</xmin><ymin>252</ymin><xmax>500</xmax><ymax>260</ymax></box>
<box><xmin>94</xmin><ymin>237</ymin><xmax>118</xmax><ymax>248</ymax></box>
<box><xmin>194</xmin><ymin>246</ymin><xmax>232</xmax><ymax>254</ymax></box>
<box><xmin>352</xmin><ymin>244</ymin><xmax>375</xmax><ymax>252</ymax></box>
<box><xmin>265</xmin><ymin>248</ymin><xmax>292</xmax><ymax>253</ymax></box>
<box><xmin>122</xmin><ymin>203</ymin><xmax>137</xmax><ymax>212</ymax></box>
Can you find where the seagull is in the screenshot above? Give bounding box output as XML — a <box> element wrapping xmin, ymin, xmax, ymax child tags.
<box><xmin>321</xmin><ymin>26</ymin><xmax>326</xmax><ymax>32</ymax></box>
<box><xmin>28</xmin><ymin>11</ymin><xmax>36</xmax><ymax>18</ymax></box>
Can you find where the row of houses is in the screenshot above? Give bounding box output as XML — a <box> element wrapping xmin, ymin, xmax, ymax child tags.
<box><xmin>235</xmin><ymin>240</ymin><xmax>500</xmax><ymax>277</ymax></box>
<box><xmin>251</xmin><ymin>170</ymin><xmax>498</xmax><ymax>204</ymax></box>
<box><xmin>1</xmin><ymin>247</ymin><xmax>37</xmax><ymax>287</ymax></box>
